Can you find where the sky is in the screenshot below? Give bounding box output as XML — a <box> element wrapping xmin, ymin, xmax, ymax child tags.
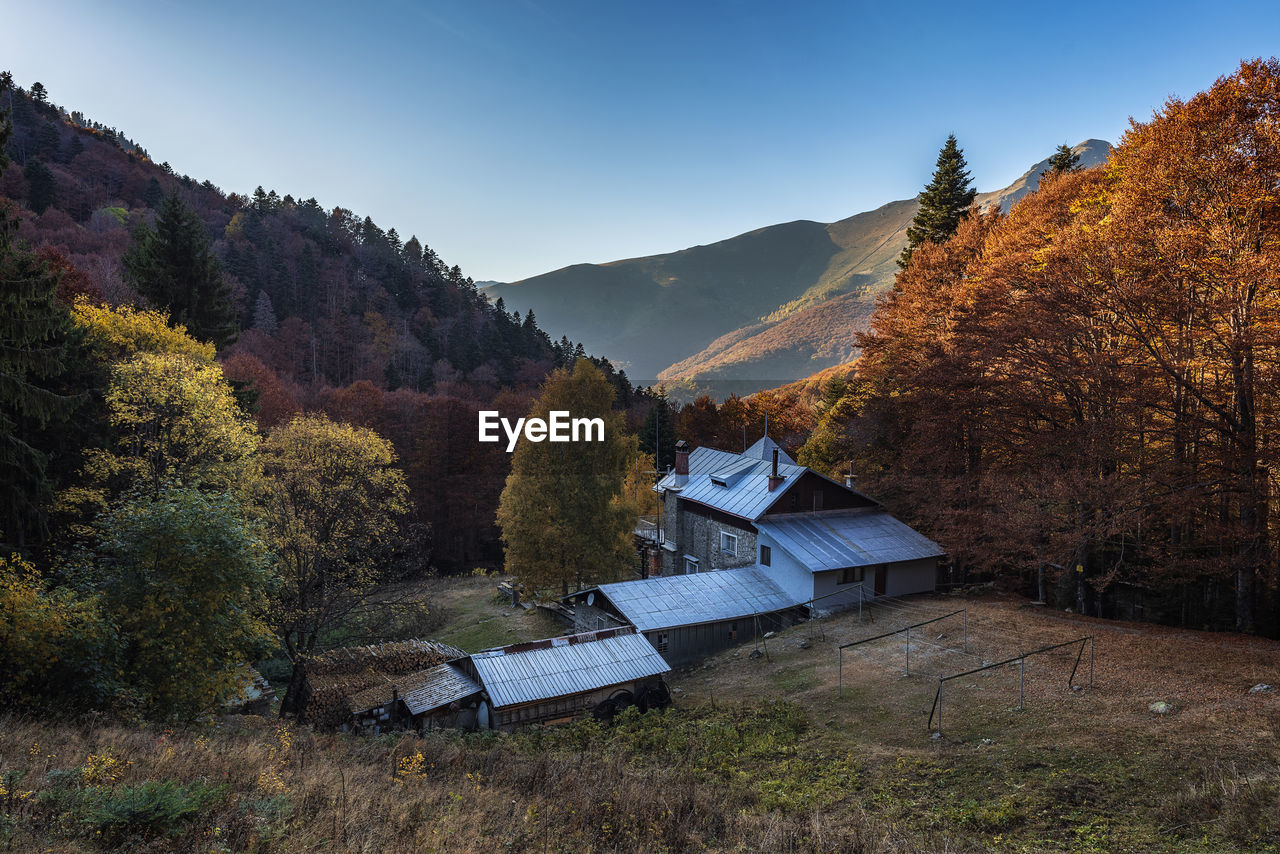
<box><xmin>4</xmin><ymin>0</ymin><xmax>1280</xmax><ymax>283</ymax></box>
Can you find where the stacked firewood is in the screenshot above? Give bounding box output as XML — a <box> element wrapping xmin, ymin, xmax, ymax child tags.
<box><xmin>299</xmin><ymin>640</ymin><xmax>464</xmax><ymax>728</ymax></box>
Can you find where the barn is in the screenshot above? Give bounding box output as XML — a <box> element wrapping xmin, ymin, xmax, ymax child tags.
<box><xmin>571</xmin><ymin>567</ymin><xmax>807</xmax><ymax>667</ymax></box>
<box><xmin>454</xmin><ymin>626</ymin><xmax>672</xmax><ymax>730</ymax></box>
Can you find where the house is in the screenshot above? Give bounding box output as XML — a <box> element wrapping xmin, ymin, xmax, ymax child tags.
<box><xmin>349</xmin><ymin>661</ymin><xmax>485</xmax><ymax>732</ymax></box>
<box><xmin>568</xmin><ymin>567</ymin><xmax>807</xmax><ymax>667</ymax></box>
<box><xmin>453</xmin><ymin>626</ymin><xmax>672</xmax><ymax>730</ymax></box>
<box><xmin>652</xmin><ymin>436</ymin><xmax>944</xmax><ymax>612</ymax></box>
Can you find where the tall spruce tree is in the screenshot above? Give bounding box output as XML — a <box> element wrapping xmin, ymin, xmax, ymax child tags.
<box><xmin>0</xmin><ymin>79</ymin><xmax>84</xmax><ymax>550</ymax></box>
<box><xmin>898</xmin><ymin>134</ymin><xmax>977</xmax><ymax>269</ymax></box>
<box><xmin>1048</xmin><ymin>143</ymin><xmax>1082</xmax><ymax>174</ymax></box>
<box><xmin>123</xmin><ymin>193</ymin><xmax>238</xmax><ymax>349</ymax></box>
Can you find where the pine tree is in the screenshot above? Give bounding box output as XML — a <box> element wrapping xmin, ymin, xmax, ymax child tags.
<box><xmin>898</xmin><ymin>134</ymin><xmax>978</xmax><ymax>269</ymax></box>
<box><xmin>24</xmin><ymin>158</ymin><xmax>55</xmax><ymax>214</ymax></box>
<box><xmin>142</xmin><ymin>176</ymin><xmax>165</xmax><ymax>209</ymax></box>
<box><xmin>1048</xmin><ymin>143</ymin><xmax>1082</xmax><ymax>174</ymax></box>
<box><xmin>28</xmin><ymin>82</ymin><xmax>47</xmax><ymax>104</ymax></box>
<box><xmin>639</xmin><ymin>390</ymin><xmax>676</xmax><ymax>471</ymax></box>
<box><xmin>0</xmin><ymin>86</ymin><xmax>84</xmax><ymax>550</ymax></box>
<box><xmin>253</xmin><ymin>290</ymin><xmax>278</xmax><ymax>335</ymax></box>
<box><xmin>123</xmin><ymin>193</ymin><xmax>238</xmax><ymax>349</ymax></box>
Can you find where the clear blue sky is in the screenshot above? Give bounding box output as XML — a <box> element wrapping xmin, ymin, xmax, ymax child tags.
<box><xmin>4</xmin><ymin>1</ymin><xmax>1279</xmax><ymax>282</ymax></box>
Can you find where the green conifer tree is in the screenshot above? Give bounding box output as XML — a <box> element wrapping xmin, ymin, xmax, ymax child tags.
<box><xmin>1048</xmin><ymin>143</ymin><xmax>1082</xmax><ymax>174</ymax></box>
<box><xmin>898</xmin><ymin>134</ymin><xmax>977</xmax><ymax>269</ymax></box>
<box><xmin>24</xmin><ymin>158</ymin><xmax>55</xmax><ymax>214</ymax></box>
<box><xmin>123</xmin><ymin>193</ymin><xmax>238</xmax><ymax>349</ymax></box>
<box><xmin>0</xmin><ymin>85</ymin><xmax>85</xmax><ymax>550</ymax></box>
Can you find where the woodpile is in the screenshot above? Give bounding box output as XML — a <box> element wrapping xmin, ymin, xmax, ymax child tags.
<box><xmin>299</xmin><ymin>639</ymin><xmax>465</xmax><ymax>729</ymax></box>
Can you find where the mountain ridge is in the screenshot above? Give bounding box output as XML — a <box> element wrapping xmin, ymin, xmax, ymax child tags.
<box><xmin>485</xmin><ymin>139</ymin><xmax>1112</xmax><ymax>395</ymax></box>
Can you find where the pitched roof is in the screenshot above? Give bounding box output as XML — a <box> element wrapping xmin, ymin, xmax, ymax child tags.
<box><xmin>594</xmin><ymin>567</ymin><xmax>801</xmax><ymax>632</ymax></box>
<box><xmin>399</xmin><ymin>663</ymin><xmax>483</xmax><ymax>715</ymax></box>
<box><xmin>743</xmin><ymin>435</ymin><xmax>795</xmax><ymax>465</ymax></box>
<box><xmin>656</xmin><ymin>445</ymin><xmax>804</xmax><ymax>520</ymax></box>
<box><xmin>755</xmin><ymin>511</ymin><xmax>945</xmax><ymax>571</ymax></box>
<box><xmin>470</xmin><ymin>628</ymin><xmax>669</xmax><ymax>709</ymax></box>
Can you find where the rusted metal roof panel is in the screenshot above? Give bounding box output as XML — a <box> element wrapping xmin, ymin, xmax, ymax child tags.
<box><xmin>399</xmin><ymin>663</ymin><xmax>483</xmax><ymax>714</ymax></box>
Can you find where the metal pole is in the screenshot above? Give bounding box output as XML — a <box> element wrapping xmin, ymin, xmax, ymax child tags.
<box><xmin>1018</xmin><ymin>657</ymin><xmax>1025</xmax><ymax>710</ymax></box>
<box><xmin>937</xmin><ymin>677</ymin><xmax>943</xmax><ymax>735</ymax></box>
<box><xmin>838</xmin><ymin>647</ymin><xmax>843</xmax><ymax>697</ymax></box>
<box><xmin>1089</xmin><ymin>636</ymin><xmax>1094</xmax><ymax>689</ymax></box>
<box><xmin>963</xmin><ymin>607</ymin><xmax>968</xmax><ymax>653</ymax></box>
<box><xmin>858</xmin><ymin>586</ymin><xmax>863</xmax><ymax>622</ymax></box>
<box><xmin>905</xmin><ymin>625</ymin><xmax>910</xmax><ymax>675</ymax></box>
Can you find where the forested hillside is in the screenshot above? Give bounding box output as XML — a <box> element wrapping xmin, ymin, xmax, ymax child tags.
<box><xmin>0</xmin><ymin>76</ymin><xmax>644</xmax><ymax>571</ymax></box>
<box><xmin>800</xmin><ymin>59</ymin><xmax>1280</xmax><ymax>636</ymax></box>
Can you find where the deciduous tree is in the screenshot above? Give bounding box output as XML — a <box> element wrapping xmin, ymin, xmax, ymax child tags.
<box><xmin>496</xmin><ymin>359</ymin><xmax>637</xmax><ymax>595</ymax></box>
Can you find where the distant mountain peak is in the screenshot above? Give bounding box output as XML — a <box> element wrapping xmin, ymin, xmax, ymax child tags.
<box><xmin>483</xmin><ymin>139</ymin><xmax>1113</xmax><ymax>395</ymax></box>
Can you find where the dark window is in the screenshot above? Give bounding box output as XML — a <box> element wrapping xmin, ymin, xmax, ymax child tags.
<box><xmin>760</xmin><ymin>545</ymin><xmax>771</xmax><ymax>566</ymax></box>
<box><xmin>838</xmin><ymin>567</ymin><xmax>865</xmax><ymax>585</ymax></box>
<box><xmin>729</xmin><ymin>622</ymin><xmax>738</xmax><ymax>641</ymax></box>
<box><xmin>655</xmin><ymin>632</ymin><xmax>669</xmax><ymax>652</ymax></box>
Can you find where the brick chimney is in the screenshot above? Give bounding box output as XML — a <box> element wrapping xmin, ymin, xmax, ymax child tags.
<box><xmin>768</xmin><ymin>448</ymin><xmax>784</xmax><ymax>491</ymax></box>
<box><xmin>674</xmin><ymin>440</ymin><xmax>689</xmax><ymax>475</ymax></box>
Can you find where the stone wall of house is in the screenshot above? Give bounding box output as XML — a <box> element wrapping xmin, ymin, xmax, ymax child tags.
<box><xmin>661</xmin><ymin>494</ymin><xmax>757</xmax><ymax>574</ymax></box>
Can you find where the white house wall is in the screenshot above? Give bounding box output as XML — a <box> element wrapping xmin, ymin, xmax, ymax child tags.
<box><xmin>756</xmin><ymin>530</ymin><xmax>816</xmax><ymax>603</ymax></box>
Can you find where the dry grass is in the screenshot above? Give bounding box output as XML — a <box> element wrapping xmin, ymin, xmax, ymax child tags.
<box><xmin>4</xmin><ymin>592</ymin><xmax>1279</xmax><ymax>852</ymax></box>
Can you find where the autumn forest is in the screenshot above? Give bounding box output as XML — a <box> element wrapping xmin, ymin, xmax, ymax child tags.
<box><xmin>6</xmin><ymin>54</ymin><xmax>1280</xmax><ymax>735</ymax></box>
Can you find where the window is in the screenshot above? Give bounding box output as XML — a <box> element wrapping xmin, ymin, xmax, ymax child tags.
<box><xmin>838</xmin><ymin>567</ymin><xmax>865</xmax><ymax>585</ymax></box>
<box><xmin>760</xmin><ymin>544</ymin><xmax>771</xmax><ymax>566</ymax></box>
<box><xmin>654</xmin><ymin>632</ymin><xmax>669</xmax><ymax>653</ymax></box>
<box><xmin>729</xmin><ymin>622</ymin><xmax>738</xmax><ymax>641</ymax></box>
<box><xmin>720</xmin><ymin>531</ymin><xmax>738</xmax><ymax>555</ymax></box>
<box><xmin>684</xmin><ymin>556</ymin><xmax>700</xmax><ymax>574</ymax></box>
<box><xmin>813</xmin><ymin>490</ymin><xmax>824</xmax><ymax>511</ymax></box>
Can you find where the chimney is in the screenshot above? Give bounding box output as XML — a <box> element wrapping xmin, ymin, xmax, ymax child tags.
<box><xmin>768</xmin><ymin>448</ymin><xmax>784</xmax><ymax>491</ymax></box>
<box><xmin>845</xmin><ymin>474</ymin><xmax>856</xmax><ymax>489</ymax></box>
<box><xmin>675</xmin><ymin>440</ymin><xmax>689</xmax><ymax>475</ymax></box>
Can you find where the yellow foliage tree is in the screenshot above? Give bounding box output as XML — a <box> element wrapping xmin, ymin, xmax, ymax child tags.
<box><xmin>255</xmin><ymin>414</ymin><xmax>410</xmax><ymax>714</ymax></box>
<box><xmin>496</xmin><ymin>359</ymin><xmax>638</xmax><ymax>595</ymax></box>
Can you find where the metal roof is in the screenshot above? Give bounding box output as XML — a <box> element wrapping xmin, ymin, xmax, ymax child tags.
<box><xmin>657</xmin><ymin>445</ymin><xmax>805</xmax><ymax>520</ymax></box>
<box><xmin>595</xmin><ymin>567</ymin><xmax>801</xmax><ymax>632</ymax></box>
<box><xmin>470</xmin><ymin>629</ymin><xmax>669</xmax><ymax>709</ymax></box>
<box><xmin>399</xmin><ymin>663</ymin><xmax>483</xmax><ymax>715</ymax></box>
<box><xmin>755</xmin><ymin>511</ymin><xmax>945</xmax><ymax>571</ymax></box>
<box><xmin>743</xmin><ymin>436</ymin><xmax>795</xmax><ymax>465</ymax></box>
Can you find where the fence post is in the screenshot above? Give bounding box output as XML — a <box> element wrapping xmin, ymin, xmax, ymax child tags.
<box><xmin>905</xmin><ymin>625</ymin><xmax>910</xmax><ymax>675</ymax></box>
<box><xmin>1089</xmin><ymin>636</ymin><xmax>1094</xmax><ymax>689</ymax></box>
<box><xmin>963</xmin><ymin>607</ymin><xmax>968</xmax><ymax>653</ymax></box>
<box><xmin>838</xmin><ymin>646</ymin><xmax>843</xmax><ymax>698</ymax></box>
<box><xmin>937</xmin><ymin>676</ymin><xmax>943</xmax><ymax>735</ymax></box>
<box><xmin>1018</xmin><ymin>657</ymin><xmax>1025</xmax><ymax>710</ymax></box>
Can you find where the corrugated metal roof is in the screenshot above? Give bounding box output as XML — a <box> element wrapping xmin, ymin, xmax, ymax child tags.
<box><xmin>755</xmin><ymin>511</ymin><xmax>945</xmax><ymax>571</ymax></box>
<box><xmin>400</xmin><ymin>663</ymin><xmax>482</xmax><ymax>715</ymax></box>
<box><xmin>596</xmin><ymin>567</ymin><xmax>801</xmax><ymax>632</ymax></box>
<box><xmin>656</xmin><ymin>445</ymin><xmax>804</xmax><ymax>520</ymax></box>
<box><xmin>470</xmin><ymin>630</ymin><xmax>670</xmax><ymax>709</ymax></box>
<box><xmin>743</xmin><ymin>436</ymin><xmax>795</xmax><ymax>465</ymax></box>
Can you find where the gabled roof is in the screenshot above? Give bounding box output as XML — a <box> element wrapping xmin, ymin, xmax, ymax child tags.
<box><xmin>743</xmin><ymin>435</ymin><xmax>795</xmax><ymax>465</ymax></box>
<box><xmin>656</xmin><ymin>445</ymin><xmax>804</xmax><ymax>520</ymax></box>
<box><xmin>470</xmin><ymin>628</ymin><xmax>669</xmax><ymax>709</ymax></box>
<box><xmin>594</xmin><ymin>567</ymin><xmax>801</xmax><ymax>632</ymax></box>
<box><xmin>399</xmin><ymin>663</ymin><xmax>483</xmax><ymax>715</ymax></box>
<box><xmin>755</xmin><ymin>511</ymin><xmax>945</xmax><ymax>571</ymax></box>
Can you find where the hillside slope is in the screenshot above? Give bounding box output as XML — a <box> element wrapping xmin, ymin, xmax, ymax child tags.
<box><xmin>487</xmin><ymin>140</ymin><xmax>1111</xmax><ymax>392</ymax></box>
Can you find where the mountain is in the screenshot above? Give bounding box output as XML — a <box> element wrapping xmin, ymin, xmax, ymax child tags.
<box><xmin>484</xmin><ymin>140</ymin><xmax>1112</xmax><ymax>395</ymax></box>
